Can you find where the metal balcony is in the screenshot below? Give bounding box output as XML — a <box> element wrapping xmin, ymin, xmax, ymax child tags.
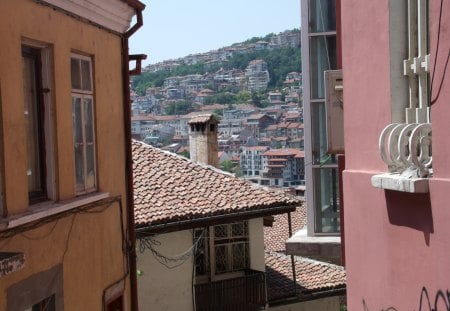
<box><xmin>194</xmin><ymin>270</ymin><xmax>266</xmax><ymax>311</ymax></box>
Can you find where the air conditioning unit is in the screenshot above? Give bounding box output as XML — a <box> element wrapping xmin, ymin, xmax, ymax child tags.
<box><xmin>324</xmin><ymin>70</ymin><xmax>344</xmax><ymax>154</ymax></box>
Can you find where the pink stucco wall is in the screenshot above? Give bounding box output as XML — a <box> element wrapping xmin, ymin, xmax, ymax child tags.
<box><xmin>342</xmin><ymin>0</ymin><xmax>450</xmax><ymax>309</ymax></box>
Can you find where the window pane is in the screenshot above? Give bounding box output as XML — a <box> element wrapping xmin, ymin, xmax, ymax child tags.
<box><xmin>232</xmin><ymin>243</ymin><xmax>247</xmax><ymax>271</ymax></box>
<box><xmin>74</xmin><ymin>143</ymin><xmax>85</xmax><ymax>193</ymax></box>
<box><xmin>313</xmin><ymin>167</ymin><xmax>340</xmax><ymax>233</ymax></box>
<box><xmin>310</xmin><ymin>35</ymin><xmax>337</xmax><ymax>99</ymax></box>
<box><xmin>83</xmin><ymin>98</ymin><xmax>94</xmax><ymax>143</ymax></box>
<box><xmin>214</xmin><ymin>225</ymin><xmax>227</xmax><ymax>239</ymax></box>
<box><xmin>81</xmin><ymin>60</ymin><xmax>92</xmax><ymax>91</ymax></box>
<box><xmin>71</xmin><ymin>58</ymin><xmax>81</xmax><ymax>90</ymax></box>
<box><xmin>72</xmin><ymin>97</ymin><xmax>83</xmax><ymax>144</ymax></box>
<box><xmin>231</xmin><ymin>223</ymin><xmax>244</xmax><ymax>237</ymax></box>
<box><xmin>86</xmin><ymin>143</ymin><xmax>95</xmax><ymax>190</ymax></box>
<box><xmin>194</xmin><ymin>229</ymin><xmax>209</xmax><ymax>276</ymax></box>
<box><xmin>215</xmin><ymin>245</ymin><xmax>228</xmax><ymax>274</ymax></box>
<box><xmin>309</xmin><ymin>0</ymin><xmax>336</xmax><ymax>32</ymax></box>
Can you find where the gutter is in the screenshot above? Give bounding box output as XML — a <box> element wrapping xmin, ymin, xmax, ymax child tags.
<box><xmin>122</xmin><ymin>3</ymin><xmax>146</xmax><ymax>311</ymax></box>
<box><xmin>135</xmin><ymin>204</ymin><xmax>297</xmax><ymax>237</ymax></box>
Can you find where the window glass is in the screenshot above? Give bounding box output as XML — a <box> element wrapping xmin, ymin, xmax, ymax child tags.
<box><xmin>309</xmin><ymin>0</ymin><xmax>336</xmax><ymax>32</ymax></box>
<box><xmin>72</xmin><ymin>98</ymin><xmax>83</xmax><ymax>144</ymax></box>
<box><xmin>71</xmin><ymin>54</ymin><xmax>96</xmax><ymax>194</ymax></box>
<box><xmin>313</xmin><ymin>167</ymin><xmax>340</xmax><ymax>233</ymax></box>
<box><xmin>81</xmin><ymin>60</ymin><xmax>92</xmax><ymax>91</ymax></box>
<box><xmin>213</xmin><ymin>222</ymin><xmax>249</xmax><ymax>274</ymax></box>
<box><xmin>214</xmin><ymin>245</ymin><xmax>228</xmax><ymax>273</ymax></box>
<box><xmin>84</xmin><ymin>98</ymin><xmax>94</xmax><ymax>143</ymax></box>
<box><xmin>310</xmin><ymin>35</ymin><xmax>337</xmax><ymax>99</ymax></box>
<box><xmin>71</xmin><ymin>58</ymin><xmax>81</xmax><ymax>90</ymax></box>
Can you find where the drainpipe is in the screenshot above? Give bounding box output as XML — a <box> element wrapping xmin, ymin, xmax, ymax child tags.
<box><xmin>288</xmin><ymin>212</ymin><xmax>297</xmax><ymax>297</ymax></box>
<box><xmin>122</xmin><ymin>2</ymin><xmax>146</xmax><ymax>310</ymax></box>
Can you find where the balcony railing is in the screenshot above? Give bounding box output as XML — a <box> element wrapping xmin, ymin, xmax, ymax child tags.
<box><xmin>194</xmin><ymin>270</ymin><xmax>266</xmax><ymax>311</ymax></box>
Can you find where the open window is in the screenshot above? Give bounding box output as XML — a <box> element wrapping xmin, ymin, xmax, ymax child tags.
<box><xmin>21</xmin><ymin>42</ymin><xmax>55</xmax><ymax>205</ymax></box>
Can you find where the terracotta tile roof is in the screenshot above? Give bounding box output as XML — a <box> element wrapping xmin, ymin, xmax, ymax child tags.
<box><xmin>264</xmin><ymin>207</ymin><xmax>306</xmax><ymax>253</ymax></box>
<box><xmin>265</xmin><ymin>251</ymin><xmax>346</xmax><ymax>301</ymax></box>
<box><xmin>263</xmin><ymin>206</ymin><xmax>346</xmax><ymax>301</ymax></box>
<box><xmin>242</xmin><ymin>146</ymin><xmax>269</xmax><ymax>151</ymax></box>
<box><xmin>287</xmin><ymin>122</ymin><xmax>303</xmax><ymax>129</ymax></box>
<box><xmin>131</xmin><ymin>115</ymin><xmax>156</xmax><ymax>122</ymax></box>
<box><xmin>264</xmin><ymin>149</ymin><xmax>304</xmax><ymax>157</ymax></box>
<box><xmin>132</xmin><ymin>140</ymin><xmax>301</xmax><ymax>229</ymax></box>
<box><xmin>188</xmin><ymin>114</ymin><xmax>217</xmax><ymax>124</ymax></box>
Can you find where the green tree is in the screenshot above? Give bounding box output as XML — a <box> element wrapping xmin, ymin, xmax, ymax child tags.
<box><xmin>236</xmin><ymin>90</ymin><xmax>251</xmax><ymax>103</ymax></box>
<box><xmin>164</xmin><ymin>100</ymin><xmax>193</xmax><ymax>115</ymax></box>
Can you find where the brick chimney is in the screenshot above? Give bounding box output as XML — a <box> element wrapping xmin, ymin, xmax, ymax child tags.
<box><xmin>188</xmin><ymin>114</ymin><xmax>219</xmax><ymax>167</ymax></box>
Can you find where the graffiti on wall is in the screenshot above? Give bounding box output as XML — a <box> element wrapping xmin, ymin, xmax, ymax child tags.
<box><xmin>362</xmin><ymin>287</ymin><xmax>450</xmax><ymax>311</ymax></box>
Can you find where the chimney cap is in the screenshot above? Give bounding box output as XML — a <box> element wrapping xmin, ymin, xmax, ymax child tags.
<box><xmin>188</xmin><ymin>113</ymin><xmax>218</xmax><ymax>125</ymax></box>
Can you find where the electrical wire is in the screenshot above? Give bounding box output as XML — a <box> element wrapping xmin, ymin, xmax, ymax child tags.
<box><xmin>138</xmin><ymin>229</ymin><xmax>206</xmax><ymax>269</ymax></box>
<box><xmin>318</xmin><ymin>0</ymin><xmax>332</xmax><ymax>70</ymax></box>
<box><xmin>430</xmin><ymin>0</ymin><xmax>444</xmax><ymax>105</ymax></box>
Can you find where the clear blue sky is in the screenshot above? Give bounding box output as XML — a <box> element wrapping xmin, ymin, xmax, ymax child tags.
<box><xmin>129</xmin><ymin>0</ymin><xmax>300</xmax><ymax>65</ymax></box>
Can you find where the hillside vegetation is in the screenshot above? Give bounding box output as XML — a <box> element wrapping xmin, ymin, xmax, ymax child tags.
<box><xmin>132</xmin><ymin>46</ymin><xmax>301</xmax><ymax>95</ymax></box>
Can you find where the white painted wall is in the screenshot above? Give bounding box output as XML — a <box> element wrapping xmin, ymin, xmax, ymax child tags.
<box><xmin>249</xmin><ymin>217</ymin><xmax>265</xmax><ymax>272</ymax></box>
<box><xmin>269</xmin><ymin>296</ymin><xmax>341</xmax><ymax>311</ymax></box>
<box><xmin>137</xmin><ymin>230</ymin><xmax>194</xmax><ymax>311</ymax></box>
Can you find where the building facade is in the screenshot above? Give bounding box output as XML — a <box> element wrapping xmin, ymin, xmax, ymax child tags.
<box><xmin>0</xmin><ymin>0</ymin><xmax>144</xmax><ymax>309</ymax></box>
<box><xmin>342</xmin><ymin>0</ymin><xmax>450</xmax><ymax>309</ymax></box>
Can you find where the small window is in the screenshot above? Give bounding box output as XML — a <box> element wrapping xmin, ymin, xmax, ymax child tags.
<box><xmin>195</xmin><ymin>222</ymin><xmax>250</xmax><ymax>280</ymax></box>
<box><xmin>71</xmin><ymin>54</ymin><xmax>96</xmax><ymax>194</ymax></box>
<box><xmin>213</xmin><ymin>222</ymin><xmax>249</xmax><ymax>274</ymax></box>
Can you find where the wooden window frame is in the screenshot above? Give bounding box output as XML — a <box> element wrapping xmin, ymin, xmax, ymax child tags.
<box><xmin>71</xmin><ymin>53</ymin><xmax>97</xmax><ymax>195</ymax></box>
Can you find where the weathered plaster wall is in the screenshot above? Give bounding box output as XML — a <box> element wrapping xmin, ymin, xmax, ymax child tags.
<box><xmin>137</xmin><ymin>230</ymin><xmax>194</xmax><ymax>311</ymax></box>
<box><xmin>0</xmin><ymin>0</ymin><xmax>130</xmax><ymax>309</ymax></box>
<box><xmin>342</xmin><ymin>0</ymin><xmax>450</xmax><ymax>309</ymax></box>
<box><xmin>249</xmin><ymin>217</ymin><xmax>265</xmax><ymax>272</ymax></box>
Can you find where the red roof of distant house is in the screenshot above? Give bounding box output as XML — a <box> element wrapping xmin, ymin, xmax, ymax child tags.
<box><xmin>264</xmin><ymin>149</ymin><xmax>304</xmax><ymax>157</ymax></box>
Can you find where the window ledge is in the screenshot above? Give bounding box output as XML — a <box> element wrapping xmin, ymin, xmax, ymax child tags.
<box><xmin>0</xmin><ymin>252</ymin><xmax>25</xmax><ymax>278</ymax></box>
<box><xmin>0</xmin><ymin>192</ymin><xmax>109</xmax><ymax>231</ymax></box>
<box><xmin>371</xmin><ymin>173</ymin><xmax>429</xmax><ymax>193</ymax></box>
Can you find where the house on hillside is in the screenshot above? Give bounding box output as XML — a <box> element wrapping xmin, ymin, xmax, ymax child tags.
<box><xmin>246</xmin><ymin>60</ymin><xmax>270</xmax><ymax>92</ymax></box>
<box><xmin>0</xmin><ymin>0</ymin><xmax>145</xmax><ymax>309</ymax></box>
<box><xmin>133</xmin><ymin>114</ymin><xmax>344</xmax><ymax>310</ymax></box>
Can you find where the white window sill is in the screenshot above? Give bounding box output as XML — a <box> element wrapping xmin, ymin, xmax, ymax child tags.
<box><xmin>371</xmin><ymin>173</ymin><xmax>429</xmax><ymax>193</ymax></box>
<box><xmin>0</xmin><ymin>192</ymin><xmax>109</xmax><ymax>231</ymax></box>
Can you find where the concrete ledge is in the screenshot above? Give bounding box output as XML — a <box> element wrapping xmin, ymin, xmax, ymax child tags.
<box><xmin>286</xmin><ymin>229</ymin><xmax>341</xmax><ymax>264</ymax></box>
<box><xmin>0</xmin><ymin>252</ymin><xmax>25</xmax><ymax>278</ymax></box>
<box><xmin>371</xmin><ymin>173</ymin><xmax>429</xmax><ymax>193</ymax></box>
